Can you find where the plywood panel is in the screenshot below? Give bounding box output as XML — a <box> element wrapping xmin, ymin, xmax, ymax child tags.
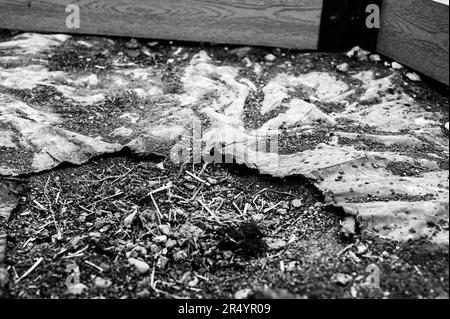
<box><xmin>377</xmin><ymin>0</ymin><xmax>449</xmax><ymax>85</ymax></box>
<box><xmin>0</xmin><ymin>0</ymin><xmax>323</xmax><ymax>50</ymax></box>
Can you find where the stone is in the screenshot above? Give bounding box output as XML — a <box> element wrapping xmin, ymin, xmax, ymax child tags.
<box><xmin>123</xmin><ymin>211</ymin><xmax>137</xmax><ymax>227</ymax></box>
<box><xmin>158</xmin><ymin>224</ymin><xmax>171</xmax><ymax>236</ymax></box>
<box><xmin>406</xmin><ymin>72</ymin><xmax>421</xmax><ymax>82</ymax></box>
<box><xmin>336</xmin><ymin>62</ymin><xmax>349</xmax><ymax>73</ymax></box>
<box><xmin>128</xmin><ymin>258</ymin><xmax>150</xmax><ymax>274</ymax></box>
<box><xmin>265</xmin><ymin>54</ymin><xmax>276</xmax><ymax>62</ymax></box>
<box><xmin>94</xmin><ymin>277</ymin><xmax>112</xmax><ymax>289</ymax></box>
<box><xmin>291</xmin><ymin>199</ymin><xmax>303</xmax><ymax>208</ymax></box>
<box><xmin>340</xmin><ymin>216</ymin><xmax>356</xmax><ymax>237</ymax></box>
<box><xmin>153</xmin><ymin>235</ymin><xmax>168</xmax><ymax>244</ymax></box>
<box><xmin>355</xmin><ymin>242</ymin><xmax>368</xmax><ymax>255</ymax></box>
<box><xmin>391</xmin><ymin>61</ymin><xmax>403</xmax><ymax>69</ymax></box>
<box><xmin>369</xmin><ymin>54</ymin><xmax>381</xmax><ymax>62</ymax></box>
<box><xmin>66</xmin><ymin>283</ymin><xmax>88</xmax><ymax>295</ymax></box>
<box><xmin>156</xmin><ymin>256</ymin><xmax>169</xmax><ymax>269</ymax></box>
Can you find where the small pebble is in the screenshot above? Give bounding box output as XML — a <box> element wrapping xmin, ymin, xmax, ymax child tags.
<box><xmin>406</xmin><ymin>72</ymin><xmax>421</xmax><ymax>82</ymax></box>
<box><xmin>153</xmin><ymin>235</ymin><xmax>168</xmax><ymax>244</ymax></box>
<box><xmin>391</xmin><ymin>61</ymin><xmax>403</xmax><ymax>69</ymax></box>
<box><xmin>94</xmin><ymin>277</ymin><xmax>112</xmax><ymax>289</ymax></box>
<box><xmin>369</xmin><ymin>54</ymin><xmax>381</xmax><ymax>62</ymax></box>
<box><xmin>291</xmin><ymin>199</ymin><xmax>303</xmax><ymax>208</ymax></box>
<box><xmin>265</xmin><ymin>54</ymin><xmax>276</xmax><ymax>62</ymax></box>
<box><xmin>336</xmin><ymin>62</ymin><xmax>349</xmax><ymax>72</ymax></box>
<box><xmin>128</xmin><ymin>258</ymin><xmax>150</xmax><ymax>274</ymax></box>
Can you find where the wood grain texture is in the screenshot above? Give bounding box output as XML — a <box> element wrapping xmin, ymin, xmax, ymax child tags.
<box><xmin>0</xmin><ymin>0</ymin><xmax>323</xmax><ymax>50</ymax></box>
<box><xmin>377</xmin><ymin>0</ymin><xmax>449</xmax><ymax>85</ymax></box>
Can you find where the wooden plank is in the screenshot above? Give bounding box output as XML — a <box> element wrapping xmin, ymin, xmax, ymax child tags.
<box><xmin>0</xmin><ymin>0</ymin><xmax>323</xmax><ymax>50</ymax></box>
<box><xmin>377</xmin><ymin>0</ymin><xmax>449</xmax><ymax>85</ymax></box>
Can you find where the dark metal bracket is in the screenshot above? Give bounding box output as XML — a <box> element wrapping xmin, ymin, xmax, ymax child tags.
<box><xmin>318</xmin><ymin>0</ymin><xmax>382</xmax><ymax>52</ymax></box>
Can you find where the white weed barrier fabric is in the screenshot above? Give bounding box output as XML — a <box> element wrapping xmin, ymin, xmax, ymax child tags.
<box><xmin>0</xmin><ymin>33</ymin><xmax>448</xmax><ymax>243</ymax></box>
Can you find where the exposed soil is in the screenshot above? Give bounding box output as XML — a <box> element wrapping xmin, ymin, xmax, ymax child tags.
<box><xmin>2</xmin><ymin>155</ymin><xmax>448</xmax><ymax>299</ymax></box>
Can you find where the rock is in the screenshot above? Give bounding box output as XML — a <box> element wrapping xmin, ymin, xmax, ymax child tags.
<box><xmin>158</xmin><ymin>224</ymin><xmax>171</xmax><ymax>236</ymax></box>
<box><xmin>331</xmin><ymin>273</ymin><xmax>353</xmax><ymax>286</ymax></box>
<box><xmin>406</xmin><ymin>72</ymin><xmax>421</xmax><ymax>82</ymax></box>
<box><xmin>346</xmin><ymin>46</ymin><xmax>370</xmax><ymax>60</ymax></box>
<box><xmin>276</xmin><ymin>208</ymin><xmax>288</xmax><ymax>215</ymax></box>
<box><xmin>265</xmin><ymin>54</ymin><xmax>276</xmax><ymax>62</ymax></box>
<box><xmin>128</xmin><ymin>258</ymin><xmax>150</xmax><ymax>274</ymax></box>
<box><xmin>99</xmin><ymin>263</ymin><xmax>110</xmax><ymax>272</ymax></box>
<box><xmin>165</xmin><ymin>239</ymin><xmax>178</xmax><ymax>249</ymax></box>
<box><xmin>155</xmin><ymin>162</ymin><xmax>165</xmax><ymax>171</ymax></box>
<box><xmin>291</xmin><ymin>199</ymin><xmax>303</xmax><ymax>208</ymax></box>
<box><xmin>391</xmin><ymin>61</ymin><xmax>403</xmax><ymax>69</ymax></box>
<box><xmin>264</xmin><ymin>238</ymin><xmax>287</xmax><ymax>251</ymax></box>
<box><xmin>369</xmin><ymin>54</ymin><xmax>381</xmax><ymax>62</ymax></box>
<box><xmin>234</xmin><ymin>288</ymin><xmax>252</xmax><ymax>299</ymax></box>
<box><xmin>355</xmin><ymin>242</ymin><xmax>368</xmax><ymax>255</ymax></box>
<box><xmin>94</xmin><ymin>277</ymin><xmax>112</xmax><ymax>289</ymax></box>
<box><xmin>66</xmin><ymin>283</ymin><xmax>88</xmax><ymax>295</ymax></box>
<box><xmin>123</xmin><ymin>211</ymin><xmax>137</xmax><ymax>227</ymax></box>
<box><xmin>340</xmin><ymin>216</ymin><xmax>356</xmax><ymax>237</ymax></box>
<box><xmin>445</xmin><ymin>122</ymin><xmax>449</xmax><ymax>131</ymax></box>
<box><xmin>173</xmin><ymin>250</ymin><xmax>188</xmax><ymax>262</ymax></box>
<box><xmin>153</xmin><ymin>235</ymin><xmax>168</xmax><ymax>244</ymax></box>
<box><xmin>336</xmin><ymin>62</ymin><xmax>349</xmax><ymax>73</ymax></box>
<box><xmin>156</xmin><ymin>256</ymin><xmax>169</xmax><ymax>269</ymax></box>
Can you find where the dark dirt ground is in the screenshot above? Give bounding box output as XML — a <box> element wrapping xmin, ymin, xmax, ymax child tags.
<box><xmin>3</xmin><ymin>155</ymin><xmax>449</xmax><ymax>299</ymax></box>
<box><xmin>0</xmin><ymin>30</ymin><xmax>448</xmax><ymax>299</ymax></box>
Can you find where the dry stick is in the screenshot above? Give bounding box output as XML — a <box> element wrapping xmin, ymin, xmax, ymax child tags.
<box><xmin>232</xmin><ymin>202</ymin><xmax>243</xmax><ymax>215</ymax></box>
<box><xmin>263</xmin><ymin>201</ymin><xmax>282</xmax><ymax>214</ymax></box>
<box><xmin>44</xmin><ymin>177</ymin><xmax>62</xmax><ymax>240</ymax></box>
<box><xmin>185</xmin><ymin>171</ymin><xmax>211</xmax><ymax>186</ymax></box>
<box><xmin>197</xmin><ymin>199</ymin><xmax>216</xmax><ymax>217</ymax></box>
<box><xmin>84</xmin><ymin>260</ymin><xmax>103</xmax><ymax>273</ymax></box>
<box><xmin>149</xmin><ymin>193</ymin><xmax>162</xmax><ymax>224</ymax></box>
<box><xmin>149</xmin><ymin>183</ymin><xmax>172</xmax><ymax>195</ymax></box>
<box><xmin>16</xmin><ymin>257</ymin><xmax>44</xmax><ymax>283</ymax></box>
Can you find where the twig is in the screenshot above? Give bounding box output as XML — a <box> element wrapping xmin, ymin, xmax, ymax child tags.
<box><xmin>84</xmin><ymin>260</ymin><xmax>103</xmax><ymax>273</ymax></box>
<box><xmin>232</xmin><ymin>202</ymin><xmax>243</xmax><ymax>215</ymax></box>
<box><xmin>185</xmin><ymin>171</ymin><xmax>211</xmax><ymax>186</ymax></box>
<box><xmin>197</xmin><ymin>199</ymin><xmax>216</xmax><ymax>217</ymax></box>
<box><xmin>149</xmin><ymin>193</ymin><xmax>162</xmax><ymax>224</ymax></box>
<box><xmin>16</xmin><ymin>257</ymin><xmax>43</xmax><ymax>283</ymax></box>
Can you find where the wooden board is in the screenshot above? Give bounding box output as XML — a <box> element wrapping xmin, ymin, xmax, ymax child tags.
<box><xmin>377</xmin><ymin>0</ymin><xmax>449</xmax><ymax>85</ymax></box>
<box><xmin>0</xmin><ymin>0</ymin><xmax>323</xmax><ymax>50</ymax></box>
